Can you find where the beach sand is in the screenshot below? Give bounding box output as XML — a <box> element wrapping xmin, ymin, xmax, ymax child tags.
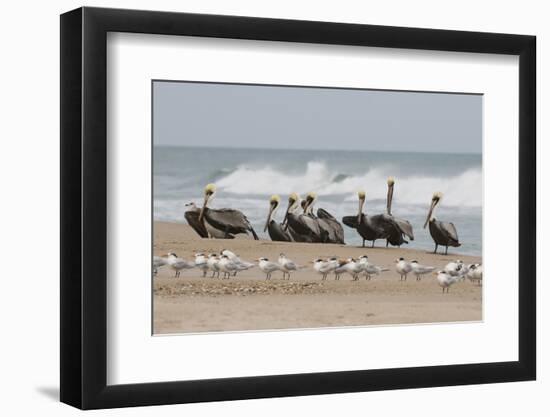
<box><xmin>153</xmin><ymin>221</ymin><xmax>482</xmax><ymax>334</ymax></box>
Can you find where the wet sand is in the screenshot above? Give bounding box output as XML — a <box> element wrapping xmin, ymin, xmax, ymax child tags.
<box><xmin>153</xmin><ymin>221</ymin><xmax>482</xmax><ymax>334</ymax></box>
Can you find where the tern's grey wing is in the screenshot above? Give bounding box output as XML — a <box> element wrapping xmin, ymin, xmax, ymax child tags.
<box><xmin>286</xmin><ymin>261</ymin><xmax>297</xmax><ymax>270</ymax></box>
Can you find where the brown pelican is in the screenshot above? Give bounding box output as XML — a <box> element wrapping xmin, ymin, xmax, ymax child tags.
<box><xmin>382</xmin><ymin>177</ymin><xmax>414</xmax><ymax>247</ymax></box>
<box><xmin>283</xmin><ymin>193</ymin><xmax>322</xmax><ymax>242</ymax></box>
<box><xmin>304</xmin><ymin>192</ymin><xmax>345</xmax><ymax>244</ymax></box>
<box><xmin>264</xmin><ymin>195</ymin><xmax>292</xmax><ymax>242</ymax></box>
<box><xmin>184</xmin><ymin>202</ymin><xmax>233</xmax><ymax>239</ymax></box>
<box><xmin>423</xmin><ymin>192</ymin><xmax>461</xmax><ymax>255</ymax></box>
<box><xmin>198</xmin><ymin>184</ymin><xmax>259</xmax><ymax>240</ymax></box>
<box><xmin>342</xmin><ymin>190</ymin><xmax>387</xmax><ymax>247</ymax></box>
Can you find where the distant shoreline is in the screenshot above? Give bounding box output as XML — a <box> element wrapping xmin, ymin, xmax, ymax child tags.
<box><xmin>152</xmin><ymin>143</ymin><xmax>483</xmax><ymax>156</ymax></box>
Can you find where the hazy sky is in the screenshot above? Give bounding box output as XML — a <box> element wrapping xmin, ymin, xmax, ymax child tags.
<box><xmin>153</xmin><ymin>81</ymin><xmax>482</xmax><ymax>154</ymax></box>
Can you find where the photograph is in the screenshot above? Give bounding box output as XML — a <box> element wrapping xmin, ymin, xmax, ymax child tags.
<box><xmin>152</xmin><ymin>80</ymin><xmax>483</xmax><ymax>334</ymax></box>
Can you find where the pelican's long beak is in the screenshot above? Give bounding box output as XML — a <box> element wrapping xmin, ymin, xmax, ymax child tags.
<box><xmin>424</xmin><ymin>199</ymin><xmax>437</xmax><ymax>229</ymax></box>
<box><xmin>264</xmin><ymin>202</ymin><xmax>277</xmax><ymax>232</ymax></box>
<box><xmin>357</xmin><ymin>196</ymin><xmax>365</xmax><ymax>224</ymax></box>
<box><xmin>199</xmin><ymin>194</ymin><xmax>209</xmax><ymax>223</ymax></box>
<box><xmin>283</xmin><ymin>200</ymin><xmax>293</xmax><ymax>230</ymax></box>
<box><xmin>386</xmin><ymin>183</ymin><xmax>394</xmax><ymax>215</ymax></box>
<box><xmin>304</xmin><ymin>196</ymin><xmax>315</xmax><ymax>214</ymax></box>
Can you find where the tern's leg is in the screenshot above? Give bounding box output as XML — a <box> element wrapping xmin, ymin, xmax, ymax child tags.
<box><xmin>434</xmin><ymin>243</ymin><xmax>438</xmax><ymax>254</ymax></box>
<box><xmin>445</xmin><ymin>246</ymin><xmax>449</xmax><ymax>255</ymax></box>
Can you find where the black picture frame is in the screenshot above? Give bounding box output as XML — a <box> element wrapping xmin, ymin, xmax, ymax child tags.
<box><xmin>60</xmin><ymin>6</ymin><xmax>536</xmax><ymax>410</ymax></box>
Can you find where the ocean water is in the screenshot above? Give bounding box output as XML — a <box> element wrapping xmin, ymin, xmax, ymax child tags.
<box><xmin>153</xmin><ymin>146</ymin><xmax>482</xmax><ymax>256</ymax></box>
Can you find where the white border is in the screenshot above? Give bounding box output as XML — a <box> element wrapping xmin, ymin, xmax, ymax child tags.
<box><xmin>107</xmin><ymin>33</ymin><xmax>518</xmax><ymax>385</ymax></box>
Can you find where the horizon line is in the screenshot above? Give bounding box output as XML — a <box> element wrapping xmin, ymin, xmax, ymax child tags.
<box><xmin>152</xmin><ymin>143</ymin><xmax>482</xmax><ymax>156</ymax></box>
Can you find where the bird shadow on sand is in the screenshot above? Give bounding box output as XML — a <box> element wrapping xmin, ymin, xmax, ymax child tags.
<box><xmin>35</xmin><ymin>386</ymin><xmax>59</xmax><ymax>401</ymax></box>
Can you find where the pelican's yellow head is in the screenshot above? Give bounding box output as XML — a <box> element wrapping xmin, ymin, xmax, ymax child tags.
<box><xmin>270</xmin><ymin>194</ymin><xmax>281</xmax><ymax>204</ymax></box>
<box><xmin>288</xmin><ymin>192</ymin><xmax>300</xmax><ymax>204</ymax></box>
<box><xmin>424</xmin><ymin>192</ymin><xmax>443</xmax><ymax>229</ymax></box>
<box><xmin>204</xmin><ymin>183</ymin><xmax>217</xmax><ymax>196</ymax></box>
<box><xmin>358</xmin><ymin>190</ymin><xmax>366</xmax><ymax>200</ymax></box>
<box><xmin>304</xmin><ymin>192</ymin><xmax>317</xmax><ymax>212</ymax></box>
<box><xmin>387</xmin><ymin>177</ymin><xmax>395</xmax><ymax>186</ymax></box>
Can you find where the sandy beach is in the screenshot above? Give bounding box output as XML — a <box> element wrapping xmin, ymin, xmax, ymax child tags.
<box><xmin>153</xmin><ymin>221</ymin><xmax>482</xmax><ymax>334</ymax></box>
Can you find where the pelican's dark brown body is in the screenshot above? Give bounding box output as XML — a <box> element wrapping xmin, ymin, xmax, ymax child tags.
<box><xmin>428</xmin><ymin>219</ymin><xmax>460</xmax><ymax>254</ymax></box>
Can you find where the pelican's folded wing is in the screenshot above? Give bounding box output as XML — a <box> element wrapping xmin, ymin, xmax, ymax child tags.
<box><xmin>393</xmin><ymin>216</ymin><xmax>414</xmax><ymax>240</ymax></box>
<box><xmin>184</xmin><ymin>210</ymin><xmax>209</xmax><ymax>238</ymax></box>
<box><xmin>317</xmin><ymin>208</ymin><xmax>336</xmax><ymax>220</ymax></box>
<box><xmin>209</xmin><ymin>208</ymin><xmax>258</xmax><ymax>239</ymax></box>
<box><xmin>442</xmin><ymin>222</ymin><xmax>459</xmax><ymax>243</ymax></box>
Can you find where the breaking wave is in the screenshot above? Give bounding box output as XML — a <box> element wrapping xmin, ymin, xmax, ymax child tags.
<box><xmin>215</xmin><ymin>161</ymin><xmax>481</xmax><ymax>207</ymax></box>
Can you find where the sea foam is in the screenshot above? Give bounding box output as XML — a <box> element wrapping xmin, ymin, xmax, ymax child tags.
<box><xmin>215</xmin><ymin>161</ymin><xmax>481</xmax><ymax>207</ymax></box>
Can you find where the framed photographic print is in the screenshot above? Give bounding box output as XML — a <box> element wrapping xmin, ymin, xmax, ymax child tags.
<box><xmin>60</xmin><ymin>6</ymin><xmax>536</xmax><ymax>409</ymax></box>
